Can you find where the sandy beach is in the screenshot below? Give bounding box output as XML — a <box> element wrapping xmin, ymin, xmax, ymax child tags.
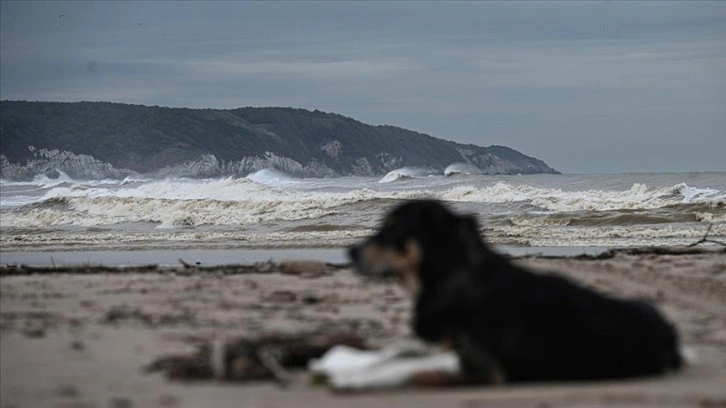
<box><xmin>1</xmin><ymin>247</ymin><xmax>725</xmax><ymax>408</ymax></box>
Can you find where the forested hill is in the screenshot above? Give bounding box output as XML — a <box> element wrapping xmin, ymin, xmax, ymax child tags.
<box><xmin>0</xmin><ymin>101</ymin><xmax>558</xmax><ymax>180</ymax></box>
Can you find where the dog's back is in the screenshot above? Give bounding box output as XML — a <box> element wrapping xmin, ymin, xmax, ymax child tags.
<box><xmin>457</xmin><ymin>259</ymin><xmax>682</xmax><ymax>382</ymax></box>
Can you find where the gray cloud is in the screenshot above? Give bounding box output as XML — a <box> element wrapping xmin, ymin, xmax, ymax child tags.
<box><xmin>1</xmin><ymin>1</ymin><xmax>724</xmax><ymax>173</ymax></box>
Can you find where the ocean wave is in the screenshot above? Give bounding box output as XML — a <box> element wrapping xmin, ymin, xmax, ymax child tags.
<box><xmin>8</xmin><ymin>174</ymin><xmax>724</xmax><ymax>212</ymax></box>
<box><xmin>120</xmin><ymin>175</ymin><xmax>151</xmax><ymax>185</ymax></box>
<box><xmin>694</xmin><ymin>212</ymin><xmax>726</xmax><ymax>223</ymax></box>
<box><xmin>378</xmin><ymin>167</ymin><xmax>439</xmax><ymax>183</ymax></box>
<box><xmin>440</xmin><ymin>182</ymin><xmax>725</xmax><ymax>211</ymax></box>
<box><xmin>487</xmin><ymin>223</ymin><xmax>726</xmax><ymax>247</ymax></box>
<box><xmin>674</xmin><ymin>183</ymin><xmax>726</xmax><ymax>203</ymax></box>
<box><xmin>0</xmin><ymin>171</ymin><xmax>125</xmax><ymax>189</ymax></box>
<box><xmin>40</xmin><ymin>176</ymin><xmax>286</xmax><ymax>202</ymax></box>
<box><xmin>245</xmin><ymin>168</ymin><xmax>297</xmax><ymax>186</ymax></box>
<box><xmin>2</xmin><ymin>177</ymin><xmax>723</xmax><ymax>229</ymax></box>
<box><xmin>0</xmin><ymin>195</ymin><xmax>39</xmax><ymax>209</ymax></box>
<box><xmin>1</xmin><ymin>187</ymin><xmax>420</xmax><ymax>228</ymax></box>
<box><xmin>509</xmin><ymin>215</ymin><xmax>572</xmax><ymax>227</ymax></box>
<box><xmin>444</xmin><ymin>163</ymin><xmax>482</xmax><ymax>176</ymax></box>
<box><xmin>510</xmin><ymin>211</ymin><xmax>698</xmax><ymax>228</ymax></box>
<box><xmin>0</xmin><ymin>170</ymin><xmax>76</xmax><ymax>188</ymax></box>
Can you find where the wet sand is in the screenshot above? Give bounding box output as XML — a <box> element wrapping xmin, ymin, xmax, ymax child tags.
<box><xmin>1</xmin><ymin>248</ymin><xmax>725</xmax><ymax>408</ymax></box>
<box><xmin>0</xmin><ymin>245</ymin><xmax>609</xmax><ymax>266</ymax></box>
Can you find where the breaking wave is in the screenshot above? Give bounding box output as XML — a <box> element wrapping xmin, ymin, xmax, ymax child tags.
<box><xmin>3</xmin><ymin>179</ymin><xmax>723</xmax><ymax>229</ymax></box>
<box><xmin>487</xmin><ymin>223</ymin><xmax>726</xmax><ymax>247</ymax></box>
<box><xmin>2</xmin><ymin>170</ymin><xmax>724</xmax><ymax>253</ymax></box>
<box><xmin>0</xmin><ymin>170</ymin><xmax>76</xmax><ymax>188</ymax></box>
<box><xmin>245</xmin><ymin>168</ymin><xmax>297</xmax><ymax>186</ymax></box>
<box><xmin>1</xmin><ymin>171</ymin><xmax>127</xmax><ymax>189</ymax></box>
<box><xmin>2</xmin><ymin>178</ymin><xmax>412</xmax><ymax>228</ymax></box>
<box><xmin>440</xmin><ymin>182</ymin><xmax>725</xmax><ymax>211</ymax></box>
<box><xmin>444</xmin><ymin>163</ymin><xmax>482</xmax><ymax>176</ymax></box>
<box><xmin>378</xmin><ymin>167</ymin><xmax>439</xmax><ymax>183</ymax></box>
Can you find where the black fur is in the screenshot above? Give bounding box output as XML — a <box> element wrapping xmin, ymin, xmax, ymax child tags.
<box><xmin>349</xmin><ymin>200</ymin><xmax>682</xmax><ymax>383</ymax></box>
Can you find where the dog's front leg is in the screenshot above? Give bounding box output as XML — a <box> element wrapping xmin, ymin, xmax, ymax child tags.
<box><xmin>413</xmin><ymin>288</ymin><xmax>455</xmax><ymax>343</ymax></box>
<box><xmin>412</xmin><ymin>272</ymin><xmax>474</xmax><ymax>342</ymax></box>
<box><xmin>455</xmin><ymin>332</ymin><xmax>507</xmax><ymax>385</ymax></box>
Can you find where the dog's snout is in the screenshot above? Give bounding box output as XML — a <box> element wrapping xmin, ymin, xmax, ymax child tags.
<box><xmin>348</xmin><ymin>245</ymin><xmax>362</xmax><ymax>263</ymax></box>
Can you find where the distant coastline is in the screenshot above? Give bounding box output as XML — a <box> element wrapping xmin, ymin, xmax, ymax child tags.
<box><xmin>0</xmin><ymin>100</ymin><xmax>558</xmax><ymax>180</ymax></box>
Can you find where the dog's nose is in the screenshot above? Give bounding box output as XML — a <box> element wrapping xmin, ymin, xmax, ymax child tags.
<box><xmin>348</xmin><ymin>245</ymin><xmax>361</xmax><ymax>263</ymax></box>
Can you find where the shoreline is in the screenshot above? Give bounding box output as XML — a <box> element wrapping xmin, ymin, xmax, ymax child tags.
<box><xmin>0</xmin><ymin>245</ymin><xmax>613</xmax><ymax>267</ymax></box>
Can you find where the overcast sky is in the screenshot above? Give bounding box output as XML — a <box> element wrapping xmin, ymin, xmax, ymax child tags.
<box><xmin>1</xmin><ymin>1</ymin><xmax>724</xmax><ymax>173</ymax></box>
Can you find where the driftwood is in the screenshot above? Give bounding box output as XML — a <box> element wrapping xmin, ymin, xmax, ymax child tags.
<box><xmin>0</xmin><ymin>263</ymin><xmax>160</xmax><ymax>276</ymax></box>
<box><xmin>144</xmin><ymin>333</ymin><xmax>368</xmax><ymax>386</ymax></box>
<box><xmin>0</xmin><ymin>259</ymin><xmax>351</xmax><ymax>277</ymax></box>
<box><xmin>517</xmin><ymin>246</ymin><xmax>726</xmax><ymax>261</ymax></box>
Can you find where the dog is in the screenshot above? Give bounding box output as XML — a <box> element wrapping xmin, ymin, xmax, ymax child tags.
<box><xmin>348</xmin><ymin>200</ymin><xmax>683</xmax><ymax>384</ymax></box>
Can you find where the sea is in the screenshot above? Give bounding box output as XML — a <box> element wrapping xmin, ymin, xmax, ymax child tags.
<box><xmin>1</xmin><ymin>167</ymin><xmax>724</xmax><ymax>265</ymax></box>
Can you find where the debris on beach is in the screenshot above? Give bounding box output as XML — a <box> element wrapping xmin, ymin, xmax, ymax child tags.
<box><xmin>145</xmin><ymin>332</ymin><xmax>368</xmax><ymax>386</ymax></box>
<box><xmin>309</xmin><ymin>341</ymin><xmax>461</xmax><ymax>391</ymax></box>
<box><xmin>0</xmin><ymin>260</ymin><xmax>351</xmax><ymax>277</ymax></box>
<box><xmin>146</xmin><ymin>334</ymin><xmax>461</xmax><ymax>391</ymax></box>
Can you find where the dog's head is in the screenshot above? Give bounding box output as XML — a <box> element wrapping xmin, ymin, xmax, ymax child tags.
<box><xmin>348</xmin><ymin>200</ymin><xmax>485</xmax><ymax>297</ymax></box>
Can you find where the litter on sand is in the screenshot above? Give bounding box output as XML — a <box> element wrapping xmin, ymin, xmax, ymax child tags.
<box><xmin>309</xmin><ymin>340</ymin><xmax>461</xmax><ymax>391</ymax></box>
<box><xmin>146</xmin><ymin>334</ymin><xmax>460</xmax><ymax>391</ymax></box>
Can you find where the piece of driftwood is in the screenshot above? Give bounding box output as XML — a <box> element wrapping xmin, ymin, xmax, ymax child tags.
<box><xmin>0</xmin><ymin>259</ymin><xmax>353</xmax><ymax>277</ymax></box>
<box><xmin>0</xmin><ymin>264</ymin><xmax>159</xmax><ymax>276</ymax></box>
<box><xmin>518</xmin><ymin>246</ymin><xmax>726</xmax><ymax>261</ymax></box>
<box><xmin>144</xmin><ymin>333</ymin><xmax>368</xmax><ymax>386</ymax></box>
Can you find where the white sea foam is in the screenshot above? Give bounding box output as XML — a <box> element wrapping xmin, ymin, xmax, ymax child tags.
<box><xmin>379</xmin><ymin>167</ymin><xmax>439</xmax><ymax>183</ymax></box>
<box><xmin>694</xmin><ymin>212</ymin><xmax>726</xmax><ymax>223</ymax></box>
<box><xmin>675</xmin><ymin>183</ymin><xmax>726</xmax><ymax>203</ymax></box>
<box><xmin>0</xmin><ymin>228</ymin><xmax>373</xmax><ymax>249</ymax></box>
<box><xmin>490</xmin><ymin>222</ymin><xmax>726</xmax><ymax>247</ymax></box>
<box><xmin>120</xmin><ymin>175</ymin><xmax>151</xmax><ymax>185</ymax></box>
<box><xmin>245</xmin><ymin>168</ymin><xmax>297</xmax><ymax>186</ymax></box>
<box><xmin>40</xmin><ymin>177</ymin><xmax>284</xmax><ymax>202</ymax></box>
<box><xmin>0</xmin><ymin>179</ymin><xmax>38</xmax><ymax>186</ymax></box>
<box><xmin>0</xmin><ymin>172</ymin><xmax>124</xmax><ymax>189</ymax></box>
<box><xmin>0</xmin><ymin>170</ymin><xmax>76</xmax><ymax>188</ymax></box>
<box><xmin>444</xmin><ymin>163</ymin><xmax>482</xmax><ymax>176</ymax></box>
<box><xmin>2</xmin><ymin>181</ymin><xmax>422</xmax><ymax>228</ymax></box>
<box><xmin>2</xmin><ymin>173</ymin><xmax>724</xmax><ymax>250</ymax></box>
<box><xmin>2</xmin><ymin>179</ymin><xmax>724</xmax><ymax>229</ymax></box>
<box><xmin>439</xmin><ymin>182</ymin><xmax>724</xmax><ymax>211</ymax></box>
<box><xmin>509</xmin><ymin>215</ymin><xmax>572</xmax><ymax>227</ymax></box>
<box><xmin>0</xmin><ymin>195</ymin><xmax>39</xmax><ymax>209</ymax></box>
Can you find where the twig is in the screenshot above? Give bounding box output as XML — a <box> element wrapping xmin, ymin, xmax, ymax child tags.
<box><xmin>688</xmin><ymin>223</ymin><xmax>726</xmax><ymax>247</ymax></box>
<box><xmin>178</xmin><ymin>258</ymin><xmax>195</xmax><ymax>269</ymax></box>
<box><xmin>211</xmin><ymin>339</ymin><xmax>226</xmax><ymax>380</ymax></box>
<box><xmin>257</xmin><ymin>346</ymin><xmax>293</xmax><ymax>388</ymax></box>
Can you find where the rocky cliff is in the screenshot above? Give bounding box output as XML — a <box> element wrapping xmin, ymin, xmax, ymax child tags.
<box><xmin>0</xmin><ymin>101</ymin><xmax>558</xmax><ymax>180</ymax></box>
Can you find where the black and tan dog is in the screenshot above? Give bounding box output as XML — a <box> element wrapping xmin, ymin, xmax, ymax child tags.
<box><xmin>348</xmin><ymin>200</ymin><xmax>683</xmax><ymax>384</ymax></box>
